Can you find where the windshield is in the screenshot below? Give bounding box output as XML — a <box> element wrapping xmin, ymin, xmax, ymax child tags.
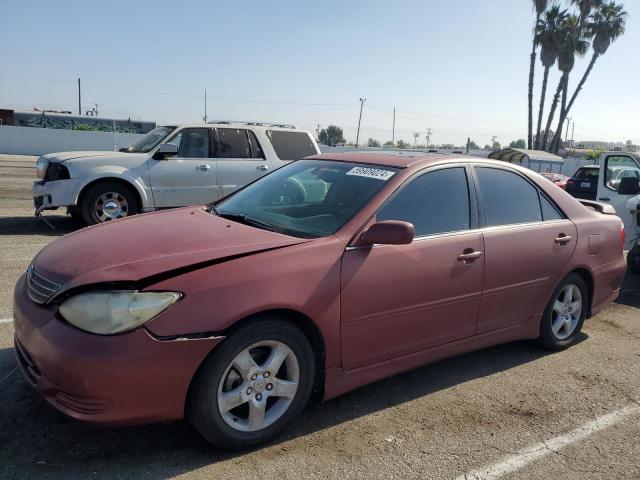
<box><xmin>215</xmin><ymin>159</ymin><xmax>398</xmax><ymax>238</ymax></box>
<box><xmin>122</xmin><ymin>126</ymin><xmax>175</xmax><ymax>153</ymax></box>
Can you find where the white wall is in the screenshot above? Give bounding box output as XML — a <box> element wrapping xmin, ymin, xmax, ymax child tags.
<box><xmin>0</xmin><ymin>125</ymin><xmax>142</xmax><ymax>156</ymax></box>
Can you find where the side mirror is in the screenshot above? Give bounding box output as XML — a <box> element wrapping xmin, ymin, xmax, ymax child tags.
<box><xmin>153</xmin><ymin>143</ymin><xmax>178</xmax><ymax>160</ymax></box>
<box><xmin>359</xmin><ymin>221</ymin><xmax>415</xmax><ymax>246</ymax></box>
<box><xmin>618</xmin><ymin>177</ymin><xmax>640</xmax><ymax>195</ymax></box>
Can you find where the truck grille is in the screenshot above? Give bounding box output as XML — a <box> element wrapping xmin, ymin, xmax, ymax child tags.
<box><xmin>26</xmin><ymin>265</ymin><xmax>60</xmax><ymax>304</ymax></box>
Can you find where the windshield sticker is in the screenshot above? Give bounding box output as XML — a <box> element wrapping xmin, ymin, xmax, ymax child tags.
<box><xmin>346</xmin><ymin>167</ymin><xmax>395</xmax><ymax>181</ymax></box>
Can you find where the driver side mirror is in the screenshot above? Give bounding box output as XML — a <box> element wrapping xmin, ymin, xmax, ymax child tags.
<box><xmin>359</xmin><ymin>221</ymin><xmax>415</xmax><ymax>246</ymax></box>
<box><xmin>618</xmin><ymin>177</ymin><xmax>640</xmax><ymax>195</ymax></box>
<box><xmin>153</xmin><ymin>143</ymin><xmax>178</xmax><ymax>160</ymax></box>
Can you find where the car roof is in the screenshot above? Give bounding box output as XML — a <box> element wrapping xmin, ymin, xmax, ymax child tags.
<box><xmin>164</xmin><ymin>122</ymin><xmax>308</xmax><ymax>132</ymax></box>
<box><xmin>305</xmin><ymin>151</ymin><xmax>465</xmax><ymax>168</ymax></box>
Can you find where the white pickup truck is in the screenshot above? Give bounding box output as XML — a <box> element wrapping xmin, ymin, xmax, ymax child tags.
<box><xmin>33</xmin><ymin>122</ymin><xmax>320</xmax><ymax>224</ymax></box>
<box><xmin>588</xmin><ymin>152</ymin><xmax>640</xmax><ymax>251</ymax></box>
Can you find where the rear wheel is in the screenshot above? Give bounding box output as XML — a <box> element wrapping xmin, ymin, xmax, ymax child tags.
<box><xmin>80</xmin><ymin>182</ymin><xmax>139</xmax><ymax>225</ymax></box>
<box><xmin>187</xmin><ymin>318</ymin><xmax>315</xmax><ymax>450</ymax></box>
<box><xmin>537</xmin><ymin>273</ymin><xmax>588</xmax><ymax>350</ymax></box>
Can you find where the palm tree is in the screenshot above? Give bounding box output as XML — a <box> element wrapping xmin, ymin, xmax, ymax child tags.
<box><xmin>542</xmin><ymin>15</ymin><xmax>589</xmax><ymax>152</ymax></box>
<box><xmin>572</xmin><ymin>0</ymin><xmax>604</xmax><ymax>24</ymax></box>
<box><xmin>553</xmin><ymin>2</ymin><xmax>627</xmax><ymax>148</ymax></box>
<box><xmin>534</xmin><ymin>6</ymin><xmax>567</xmax><ymax>150</ymax></box>
<box><xmin>528</xmin><ymin>0</ymin><xmax>549</xmax><ymax>149</ymax></box>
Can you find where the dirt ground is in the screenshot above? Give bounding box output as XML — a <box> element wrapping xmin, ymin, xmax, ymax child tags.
<box><xmin>0</xmin><ymin>154</ymin><xmax>639</xmax><ymax>479</ymax></box>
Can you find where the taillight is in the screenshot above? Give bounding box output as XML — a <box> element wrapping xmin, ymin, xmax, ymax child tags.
<box><xmin>621</xmin><ymin>223</ymin><xmax>626</xmax><ymax>249</ymax></box>
<box><xmin>566</xmin><ymin>179</ymin><xmax>576</xmax><ymax>184</ymax></box>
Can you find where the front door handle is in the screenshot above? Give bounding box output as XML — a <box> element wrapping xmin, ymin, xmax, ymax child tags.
<box><xmin>555</xmin><ymin>234</ymin><xmax>572</xmax><ymax>244</ymax></box>
<box><xmin>598</xmin><ymin>197</ymin><xmax>610</xmax><ymax>201</ymax></box>
<box><xmin>257</xmin><ymin>164</ymin><xmax>269</xmax><ymax>171</ymax></box>
<box><xmin>457</xmin><ymin>250</ymin><xmax>482</xmax><ymax>263</ymax></box>
<box><xmin>196</xmin><ymin>164</ymin><xmax>211</xmax><ymax>171</ymax></box>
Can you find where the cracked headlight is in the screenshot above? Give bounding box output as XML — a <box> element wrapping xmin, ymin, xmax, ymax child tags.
<box><xmin>59</xmin><ymin>290</ymin><xmax>181</xmax><ymax>335</ymax></box>
<box><xmin>35</xmin><ymin>157</ymin><xmax>48</xmax><ymax>179</ymax></box>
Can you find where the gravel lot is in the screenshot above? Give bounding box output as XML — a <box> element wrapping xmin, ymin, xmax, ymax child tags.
<box><xmin>0</xmin><ymin>154</ymin><xmax>639</xmax><ymax>479</ymax></box>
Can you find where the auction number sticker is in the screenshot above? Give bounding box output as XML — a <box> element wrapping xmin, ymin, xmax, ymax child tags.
<box><xmin>346</xmin><ymin>167</ymin><xmax>395</xmax><ymax>180</ymax></box>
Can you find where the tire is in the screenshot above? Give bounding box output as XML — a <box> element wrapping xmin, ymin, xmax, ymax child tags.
<box><xmin>627</xmin><ymin>245</ymin><xmax>640</xmax><ymax>274</ymax></box>
<box><xmin>537</xmin><ymin>273</ymin><xmax>588</xmax><ymax>350</ymax></box>
<box><xmin>187</xmin><ymin>318</ymin><xmax>315</xmax><ymax>450</ymax></box>
<box><xmin>67</xmin><ymin>206</ymin><xmax>83</xmax><ymax>223</ymax></box>
<box><xmin>80</xmin><ymin>182</ymin><xmax>139</xmax><ymax>225</ymax></box>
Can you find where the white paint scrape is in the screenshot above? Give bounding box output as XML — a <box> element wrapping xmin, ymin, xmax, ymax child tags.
<box><xmin>455</xmin><ymin>404</ymin><xmax>640</xmax><ymax>480</ymax></box>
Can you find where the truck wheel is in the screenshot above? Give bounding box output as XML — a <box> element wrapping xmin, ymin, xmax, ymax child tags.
<box><xmin>80</xmin><ymin>182</ymin><xmax>139</xmax><ymax>225</ymax></box>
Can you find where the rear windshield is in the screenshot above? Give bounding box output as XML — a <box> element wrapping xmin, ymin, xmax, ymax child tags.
<box><xmin>574</xmin><ymin>168</ymin><xmax>599</xmax><ymax>180</ymax></box>
<box><xmin>266</xmin><ymin>130</ymin><xmax>317</xmax><ymax>160</ymax></box>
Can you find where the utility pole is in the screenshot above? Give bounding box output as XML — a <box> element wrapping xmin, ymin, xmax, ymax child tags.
<box><xmin>77</xmin><ymin>78</ymin><xmax>81</xmax><ymax>115</ymax></box>
<box><xmin>564</xmin><ymin>117</ymin><xmax>572</xmax><ymax>147</ymax></box>
<box><xmin>203</xmin><ymin>89</ymin><xmax>207</xmax><ymax>123</ymax></box>
<box><xmin>412</xmin><ymin>131</ymin><xmax>420</xmax><ymax>148</ymax></box>
<box><xmin>355</xmin><ymin>98</ymin><xmax>366</xmax><ymax>148</ymax></box>
<box><xmin>491</xmin><ymin>135</ymin><xmax>497</xmax><ymax>149</ymax></box>
<box><xmin>425</xmin><ymin>128</ymin><xmax>432</xmax><ymax>149</ymax></box>
<box><xmin>392</xmin><ymin>106</ymin><xmax>396</xmax><ymax>144</ymax></box>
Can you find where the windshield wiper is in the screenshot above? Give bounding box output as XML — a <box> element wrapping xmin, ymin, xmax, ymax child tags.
<box><xmin>215</xmin><ymin>211</ymin><xmax>274</xmax><ymax>232</ymax></box>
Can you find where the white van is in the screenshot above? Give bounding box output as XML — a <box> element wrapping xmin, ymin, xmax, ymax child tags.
<box><xmin>33</xmin><ymin>122</ymin><xmax>320</xmax><ymax>224</ymax></box>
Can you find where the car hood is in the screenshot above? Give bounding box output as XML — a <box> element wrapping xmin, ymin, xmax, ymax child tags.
<box><xmin>31</xmin><ymin>207</ymin><xmax>309</xmax><ymax>295</ymax></box>
<box><xmin>45</xmin><ymin>151</ymin><xmax>144</xmax><ymax>163</ymax></box>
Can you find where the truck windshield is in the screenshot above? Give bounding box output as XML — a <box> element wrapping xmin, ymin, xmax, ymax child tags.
<box><xmin>214</xmin><ymin>159</ymin><xmax>398</xmax><ymax>238</ymax></box>
<box><xmin>122</xmin><ymin>126</ymin><xmax>175</xmax><ymax>153</ymax></box>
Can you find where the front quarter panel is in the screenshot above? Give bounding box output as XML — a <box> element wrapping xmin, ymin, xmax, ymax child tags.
<box><xmin>144</xmin><ymin>237</ymin><xmax>345</xmax><ymax>369</ymax></box>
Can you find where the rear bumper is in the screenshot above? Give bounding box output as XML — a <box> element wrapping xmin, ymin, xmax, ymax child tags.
<box><xmin>12</xmin><ymin>274</ymin><xmax>222</xmax><ymax>425</ymax></box>
<box><xmin>590</xmin><ymin>256</ymin><xmax>627</xmax><ymax>316</ymax></box>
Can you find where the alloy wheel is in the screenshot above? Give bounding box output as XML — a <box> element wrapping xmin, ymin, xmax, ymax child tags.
<box><xmin>94</xmin><ymin>192</ymin><xmax>129</xmax><ymax>221</ymax></box>
<box><xmin>551</xmin><ymin>283</ymin><xmax>582</xmax><ymax>340</ymax></box>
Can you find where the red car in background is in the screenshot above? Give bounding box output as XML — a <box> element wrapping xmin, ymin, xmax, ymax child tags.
<box><xmin>540</xmin><ymin>172</ymin><xmax>569</xmax><ymax>189</ymax></box>
<box><xmin>13</xmin><ymin>152</ymin><xmax>626</xmax><ymax>449</ymax></box>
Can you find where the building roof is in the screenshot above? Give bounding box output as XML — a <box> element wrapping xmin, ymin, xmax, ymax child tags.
<box><xmin>488</xmin><ymin>148</ymin><xmax>563</xmax><ymax>163</ymax></box>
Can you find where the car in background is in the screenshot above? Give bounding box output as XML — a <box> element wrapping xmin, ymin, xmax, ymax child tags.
<box><xmin>540</xmin><ymin>172</ymin><xmax>568</xmax><ymax>189</ymax></box>
<box><xmin>14</xmin><ymin>152</ymin><xmax>626</xmax><ymax>449</ymax></box>
<box><xmin>565</xmin><ymin>165</ymin><xmax>599</xmax><ymax>200</ymax></box>
<box><xmin>32</xmin><ymin>122</ymin><xmax>320</xmax><ymax>225</ymax></box>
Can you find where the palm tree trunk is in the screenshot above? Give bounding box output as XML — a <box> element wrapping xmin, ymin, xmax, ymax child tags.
<box><xmin>565</xmin><ymin>53</ymin><xmax>599</xmax><ymax>122</ymax></box>
<box><xmin>552</xmin><ymin>76</ymin><xmax>569</xmax><ymax>153</ymax></box>
<box><xmin>534</xmin><ymin>66</ymin><xmax>550</xmax><ymax>150</ymax></box>
<box><xmin>542</xmin><ymin>74</ymin><xmax>565</xmax><ymax>152</ymax></box>
<box><xmin>527</xmin><ymin>39</ymin><xmax>537</xmax><ymax>150</ymax></box>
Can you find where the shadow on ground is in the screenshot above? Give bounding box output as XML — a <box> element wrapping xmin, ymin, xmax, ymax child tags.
<box><xmin>0</xmin><ymin>337</ymin><xmax>566</xmax><ymax>480</ymax></box>
<box><xmin>0</xmin><ymin>215</ymin><xmax>79</xmax><ymax>236</ymax></box>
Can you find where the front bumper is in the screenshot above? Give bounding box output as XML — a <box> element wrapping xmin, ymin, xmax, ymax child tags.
<box><xmin>32</xmin><ymin>179</ymin><xmax>82</xmax><ymax>211</ymax></box>
<box><xmin>12</xmin><ymin>274</ymin><xmax>223</xmax><ymax>425</ymax></box>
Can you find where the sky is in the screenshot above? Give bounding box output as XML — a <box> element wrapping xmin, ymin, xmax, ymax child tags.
<box><xmin>1</xmin><ymin>0</ymin><xmax>638</xmax><ymax>147</ymax></box>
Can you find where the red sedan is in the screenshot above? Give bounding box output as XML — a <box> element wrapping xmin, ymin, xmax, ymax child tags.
<box><xmin>13</xmin><ymin>152</ymin><xmax>626</xmax><ymax>449</ymax></box>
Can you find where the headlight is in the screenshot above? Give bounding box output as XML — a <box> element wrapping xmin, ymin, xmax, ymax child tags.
<box><xmin>35</xmin><ymin>157</ymin><xmax>48</xmax><ymax>179</ymax></box>
<box><xmin>44</xmin><ymin>163</ymin><xmax>70</xmax><ymax>181</ymax></box>
<box><xmin>59</xmin><ymin>290</ymin><xmax>181</xmax><ymax>335</ymax></box>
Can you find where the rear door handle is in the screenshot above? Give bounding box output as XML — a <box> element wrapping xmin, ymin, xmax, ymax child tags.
<box><xmin>257</xmin><ymin>164</ymin><xmax>269</xmax><ymax>171</ymax></box>
<box><xmin>555</xmin><ymin>234</ymin><xmax>572</xmax><ymax>244</ymax></box>
<box><xmin>196</xmin><ymin>164</ymin><xmax>211</xmax><ymax>171</ymax></box>
<box><xmin>598</xmin><ymin>197</ymin><xmax>610</xmax><ymax>201</ymax></box>
<box><xmin>457</xmin><ymin>250</ymin><xmax>482</xmax><ymax>263</ymax></box>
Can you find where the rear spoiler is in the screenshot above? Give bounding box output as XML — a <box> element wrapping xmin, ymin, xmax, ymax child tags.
<box><xmin>578</xmin><ymin>199</ymin><xmax>617</xmax><ymax>215</ymax></box>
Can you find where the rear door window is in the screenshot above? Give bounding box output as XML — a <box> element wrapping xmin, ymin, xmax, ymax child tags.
<box><xmin>476</xmin><ymin>167</ymin><xmax>543</xmax><ymax>226</ymax></box>
<box><xmin>217</xmin><ymin>128</ymin><xmax>253</xmax><ymax>158</ymax></box>
<box><xmin>266</xmin><ymin>130</ymin><xmax>317</xmax><ymax>160</ymax></box>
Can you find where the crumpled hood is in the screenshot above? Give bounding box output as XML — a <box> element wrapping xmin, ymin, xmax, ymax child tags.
<box><xmin>31</xmin><ymin>207</ymin><xmax>309</xmax><ymax>295</ymax></box>
<box><xmin>45</xmin><ymin>151</ymin><xmax>141</xmax><ymax>163</ymax></box>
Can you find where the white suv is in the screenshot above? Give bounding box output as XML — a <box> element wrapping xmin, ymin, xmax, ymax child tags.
<box><xmin>33</xmin><ymin>122</ymin><xmax>320</xmax><ymax>224</ymax></box>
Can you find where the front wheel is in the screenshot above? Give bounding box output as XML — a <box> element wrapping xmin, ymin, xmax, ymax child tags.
<box><xmin>187</xmin><ymin>318</ymin><xmax>315</xmax><ymax>450</ymax></box>
<box><xmin>537</xmin><ymin>273</ymin><xmax>588</xmax><ymax>350</ymax></box>
<box><xmin>80</xmin><ymin>182</ymin><xmax>139</xmax><ymax>225</ymax></box>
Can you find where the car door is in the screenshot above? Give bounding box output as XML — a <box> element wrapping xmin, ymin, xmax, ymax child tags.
<box><xmin>148</xmin><ymin>128</ymin><xmax>218</xmax><ymax>207</ymax></box>
<box><xmin>215</xmin><ymin>128</ymin><xmax>268</xmax><ymax>198</ymax></box>
<box><xmin>340</xmin><ymin>165</ymin><xmax>484</xmax><ymax>370</ymax></box>
<box><xmin>473</xmin><ymin>165</ymin><xmax>577</xmax><ymax>334</ymax></box>
<box><xmin>596</xmin><ymin>154</ymin><xmax>640</xmax><ymax>248</ymax></box>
